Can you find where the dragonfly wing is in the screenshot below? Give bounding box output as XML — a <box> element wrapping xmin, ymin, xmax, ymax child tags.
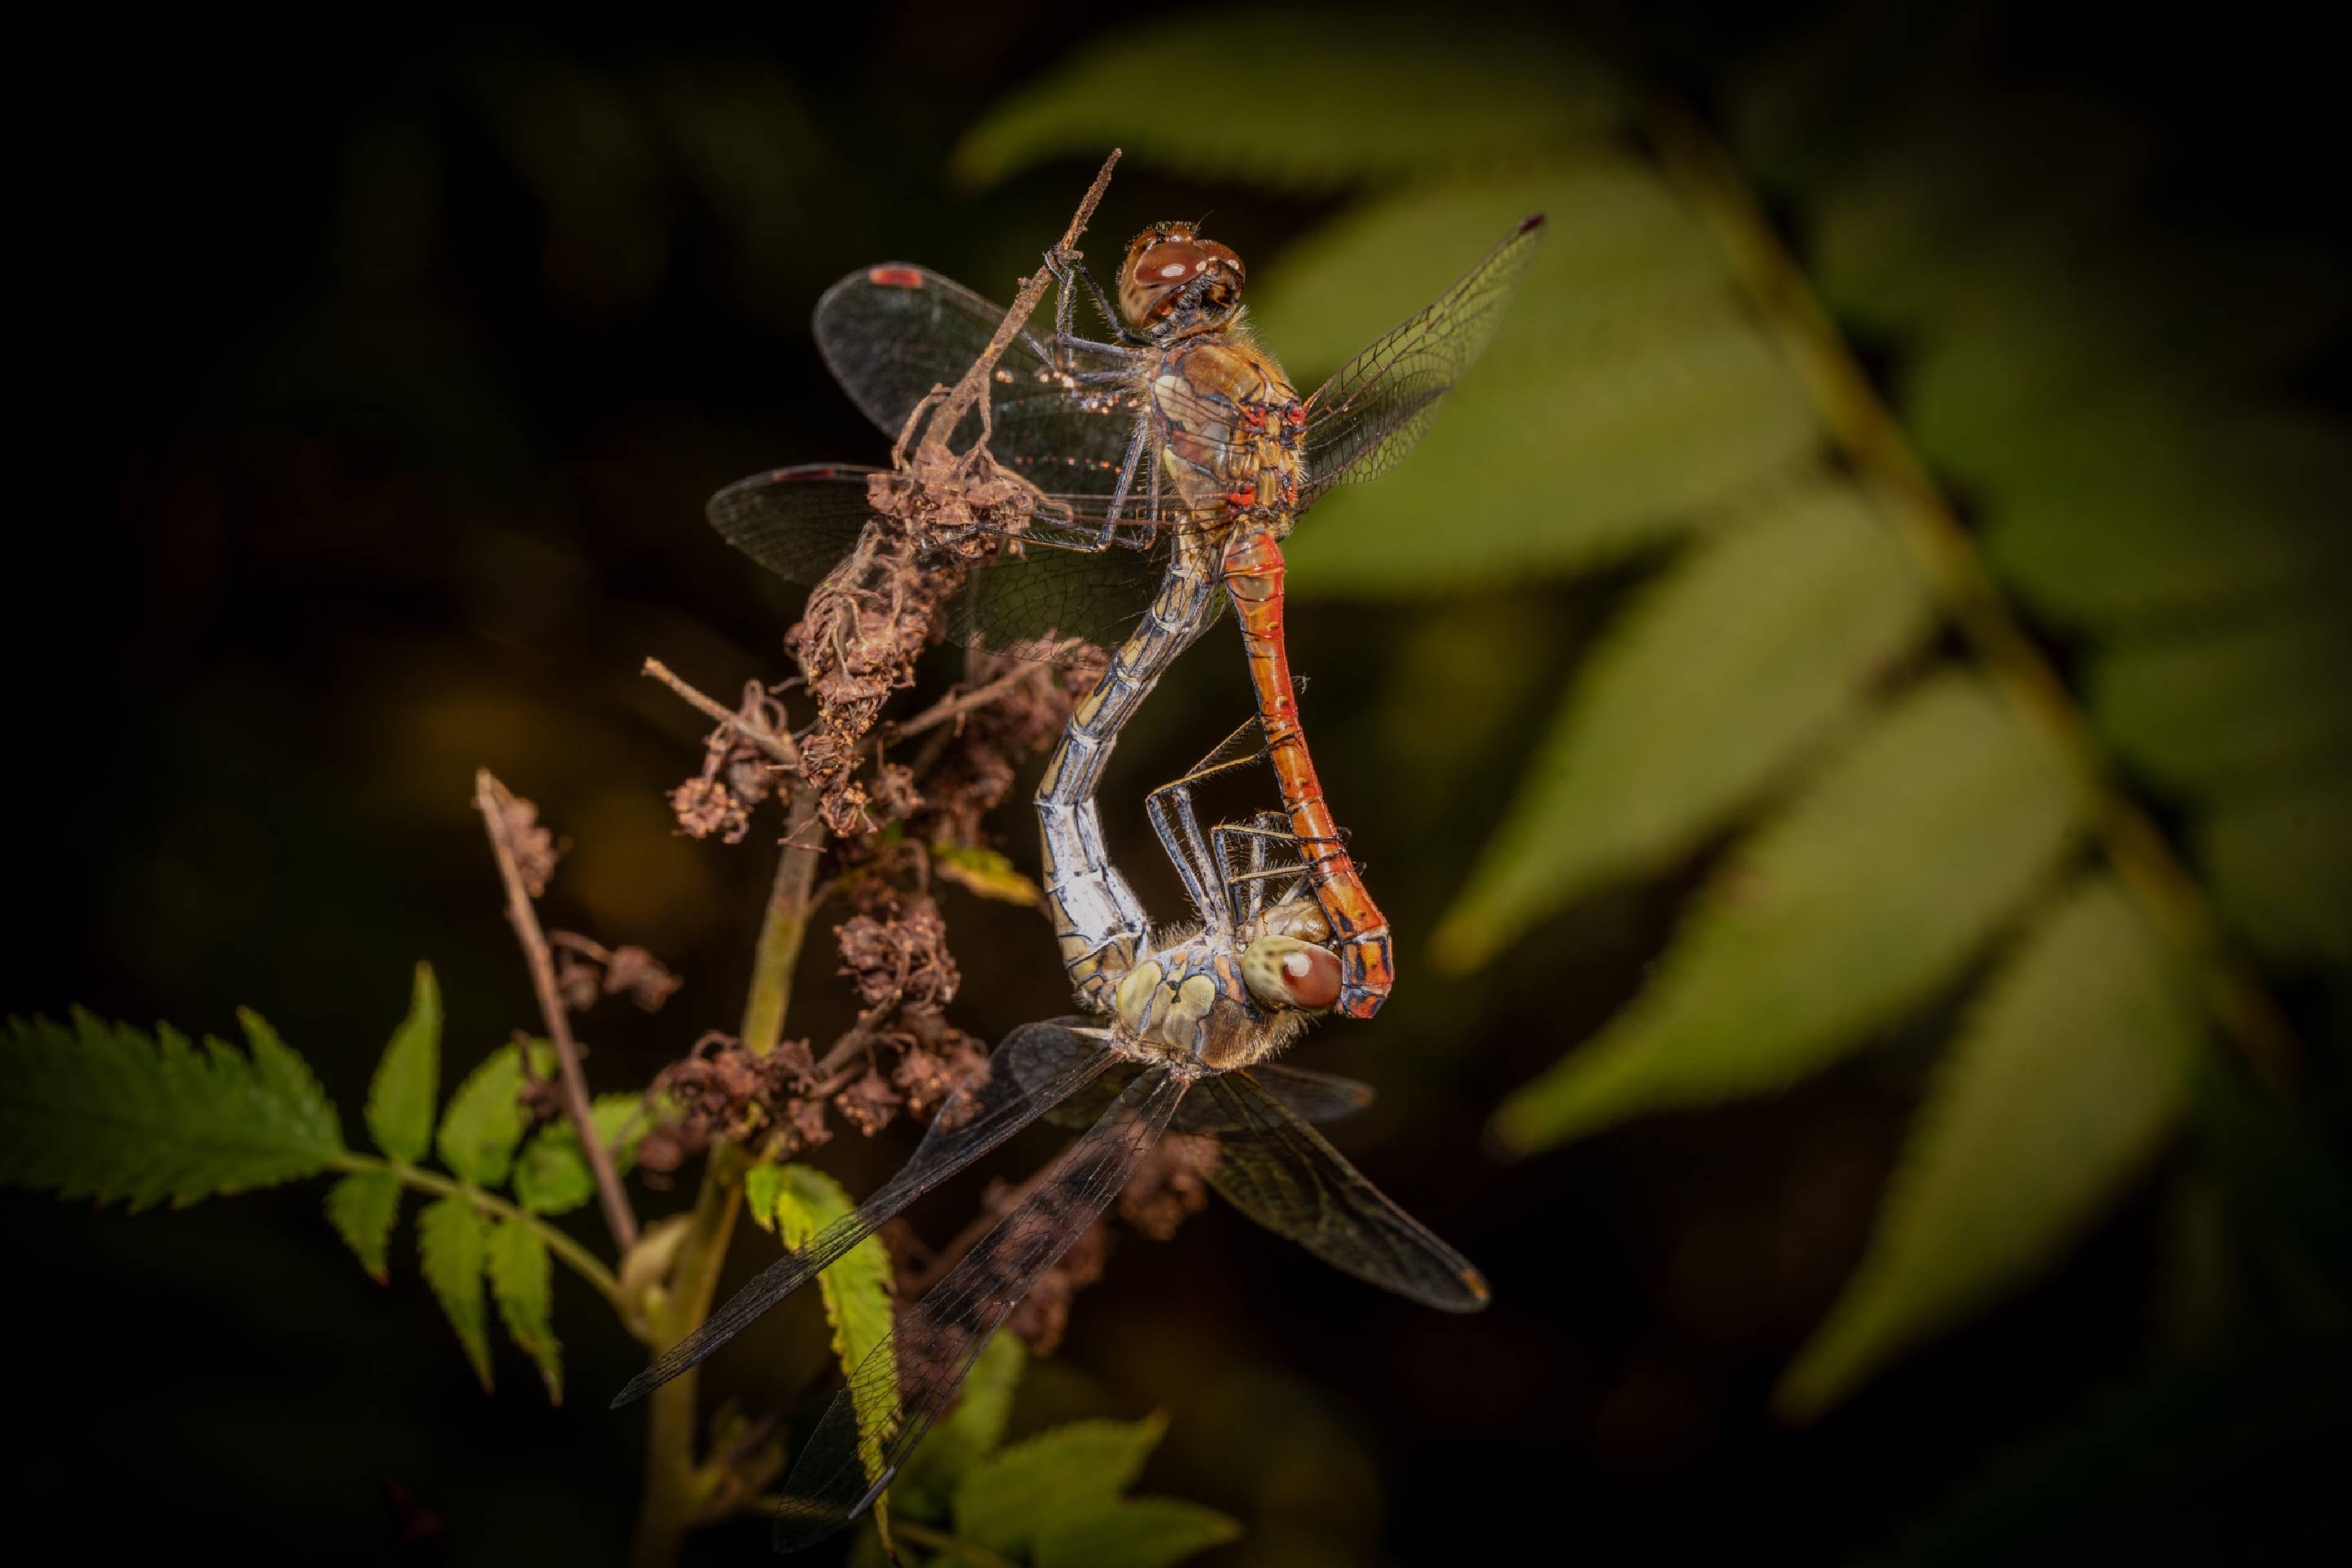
<box><xmin>1193</xmin><ymin>1071</ymin><xmax>1490</xmax><ymax>1312</ymax></box>
<box><xmin>608</xmin><ymin>1027</ymin><xmax>1114</xmax><ymax>1410</ymax></box>
<box><xmin>944</xmin><ymin>537</ymin><xmax>1218</xmax><ymax>663</ymax></box>
<box><xmin>707</xmin><ymin>465</ymin><xmax>886</xmax><ymax>586</ymax></box>
<box><xmin>1215</xmin><ymin>1062</ymin><xmax>1374</xmax><ymax>1125</ymax></box>
<box><xmin>813</xmin><ymin>264</ymin><xmax>1144</xmax><ymax>496</ymax></box>
<box><xmin>1013</xmin><ymin>1021</ymin><xmax>1373</xmax><ymax>1133</ymax></box>
<box><xmin>771</xmin><ymin>1068</ymin><xmax>1191</xmax><ymax>1552</ymax></box>
<box><xmin>1299</xmin><ymin>215</ymin><xmax>1546</xmax><ymax>499</ymax></box>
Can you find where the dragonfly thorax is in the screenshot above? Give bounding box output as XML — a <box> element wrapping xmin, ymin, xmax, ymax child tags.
<box><xmin>1109</xmin><ymin>898</ymin><xmax>1336</xmax><ymax>1071</ymax></box>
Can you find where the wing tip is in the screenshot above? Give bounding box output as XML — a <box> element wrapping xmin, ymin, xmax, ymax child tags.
<box><xmin>1517</xmin><ymin>213</ymin><xmax>1546</xmax><ymax>235</ymax></box>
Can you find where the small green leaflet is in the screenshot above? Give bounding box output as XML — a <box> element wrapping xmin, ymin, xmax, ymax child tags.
<box><xmin>513</xmin><ymin>1094</ymin><xmax>646</xmax><ymax>1216</ymax></box>
<box><xmin>436</xmin><ymin>1040</ymin><xmax>554</xmax><ymax>1188</ymax></box>
<box><xmin>953</xmin><ymin>1414</ymin><xmax>1169</xmax><ymax>1557</ymax></box>
<box><xmin>1034</xmin><ymin>1499</ymin><xmax>1241</xmax><ymax>1568</ymax></box>
<box><xmin>417</xmin><ymin>1193</ymin><xmax>493</xmax><ymax>1391</ymax></box>
<box><xmin>765</xmin><ymin>1165</ymin><xmax>898</xmax><ymax>1486</ymax></box>
<box><xmin>0</xmin><ymin>1010</ymin><xmax>345</xmax><ymax>1210</ymax></box>
<box><xmin>490</xmin><ymin>1214</ymin><xmax>563</xmax><ymax>1404</ymax></box>
<box><xmin>931</xmin><ymin>844</ymin><xmax>1044</xmax><ymax>907</ymax></box>
<box><xmin>364</xmin><ymin>963</ymin><xmax>441</xmax><ymax>1163</ymax></box>
<box><xmin>324</xmin><ymin>1168</ymin><xmax>403</xmax><ymax>1283</ymax></box>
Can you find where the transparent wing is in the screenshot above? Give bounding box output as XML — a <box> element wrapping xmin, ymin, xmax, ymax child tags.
<box><xmin>1192</xmin><ymin>1071</ymin><xmax>1490</xmax><ymax>1312</ymax></box>
<box><xmin>770</xmin><ymin>1068</ymin><xmax>1190</xmax><ymax>1552</ymax></box>
<box><xmin>705</xmin><ymin>465</ymin><xmax>1209</xmax><ymax>666</ymax></box>
<box><xmin>608</xmin><ymin>1028</ymin><xmax>1113</xmax><ymax>1410</ymax></box>
<box><xmin>1299</xmin><ymin>215</ymin><xmax>1546</xmax><ymax>500</ymax></box>
<box><xmin>1010</xmin><ymin>1018</ymin><xmax>1374</xmax><ymax>1134</ymax></box>
<box><xmin>813</xmin><ymin>264</ymin><xmax>1144</xmax><ymax>496</ymax></box>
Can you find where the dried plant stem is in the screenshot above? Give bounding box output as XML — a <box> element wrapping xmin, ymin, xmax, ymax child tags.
<box><xmin>867</xmin><ymin>665</ymin><xmax>1036</xmax><ymax>755</ymax></box>
<box><xmin>642</xmin><ymin>657</ymin><xmax>800</xmax><ymax>767</ymax></box>
<box><xmin>474</xmin><ymin>770</ymin><xmax>641</xmax><ymax>1253</ymax></box>
<box><xmin>1647</xmin><ymin>102</ymin><xmax>2300</xmax><ymax>1093</ymax></box>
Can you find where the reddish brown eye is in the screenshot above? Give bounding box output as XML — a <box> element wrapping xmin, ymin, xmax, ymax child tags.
<box><xmin>1134</xmin><ymin>241</ymin><xmax>1208</xmax><ymax>285</ymax></box>
<box><xmin>1280</xmin><ymin>947</ymin><xmax>1342</xmax><ymax>1010</ymax></box>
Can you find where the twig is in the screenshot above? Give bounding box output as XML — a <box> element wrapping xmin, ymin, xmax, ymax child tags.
<box><xmin>475</xmin><ymin>770</ymin><xmax>641</xmax><ymax>1254</ymax></box>
<box><xmin>642</xmin><ymin>657</ymin><xmax>800</xmax><ymax>768</ymax></box>
<box><xmin>865</xmin><ymin>666</ymin><xmax>1036</xmax><ymax>756</ymax></box>
<box><xmin>924</xmin><ymin>149</ymin><xmax>1120</xmax><ymax>448</ymax></box>
<box><xmin>1646</xmin><ymin>101</ymin><xmax>2301</xmax><ymax>1093</ymax></box>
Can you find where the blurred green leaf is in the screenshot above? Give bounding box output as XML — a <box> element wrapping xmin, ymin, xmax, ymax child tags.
<box><xmin>323</xmin><ymin>1168</ymin><xmax>402</xmax><ymax>1284</ymax></box>
<box><xmin>932</xmin><ymin>844</ymin><xmax>1044</xmax><ymax>908</ymax></box>
<box><xmin>953</xmin><ymin>1414</ymin><xmax>1169</xmax><ymax>1557</ymax></box>
<box><xmin>1980</xmin><ymin>401</ymin><xmax>2352</xmax><ymax>626</ymax></box>
<box><xmin>435</xmin><ymin>1040</ymin><xmax>552</xmax><ymax>1188</ymax></box>
<box><xmin>1780</xmin><ymin>876</ymin><xmax>2194</xmax><ymax>1418</ymax></box>
<box><xmin>512</xmin><ymin>1093</ymin><xmax>644</xmax><ymax>1215</ymax></box>
<box><xmin>489</xmin><ymin>1214</ymin><xmax>562</xmax><ymax>1404</ymax></box>
<box><xmin>364</xmin><ymin>962</ymin><xmax>441</xmax><ymax>1162</ymax></box>
<box><xmin>768</xmin><ymin>1165</ymin><xmax>897</xmax><ymax>1485</ymax></box>
<box><xmin>2092</xmin><ymin>614</ymin><xmax>2352</xmax><ymax>797</ymax></box>
<box><xmin>417</xmin><ymin>1193</ymin><xmax>493</xmax><ymax>1391</ymax></box>
<box><xmin>1034</xmin><ymin>1499</ymin><xmax>1241</xmax><ymax>1568</ymax></box>
<box><xmin>1492</xmin><ymin>675</ymin><xmax>2078</xmax><ymax>1152</ymax></box>
<box><xmin>743</xmin><ymin>1160</ymin><xmax>785</xmax><ymax>1232</ymax></box>
<box><xmin>2198</xmin><ymin>769</ymin><xmax>2352</xmax><ymax>966</ymax></box>
<box><xmin>0</xmin><ymin>1010</ymin><xmax>345</xmax><ymax>1210</ymax></box>
<box><xmin>953</xmin><ymin>18</ymin><xmax>1618</xmax><ymax>189</ymax></box>
<box><xmin>1438</xmin><ymin>479</ymin><xmax>1932</xmax><ymax>968</ymax></box>
<box><xmin>894</xmin><ymin>1334</ymin><xmax>1027</xmax><ymax>1517</ymax></box>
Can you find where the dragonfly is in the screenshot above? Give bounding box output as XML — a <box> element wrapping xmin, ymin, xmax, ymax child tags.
<box><xmin>710</xmin><ymin>213</ymin><xmax>1545</xmax><ymax>1022</ymax></box>
<box><xmin>610</xmin><ymin>720</ymin><xmax>1488</xmax><ymax>1553</ymax></box>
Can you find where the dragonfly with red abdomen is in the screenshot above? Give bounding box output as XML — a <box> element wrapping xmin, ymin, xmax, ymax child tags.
<box><xmin>711</xmin><ymin>213</ymin><xmax>1544</xmax><ymax>1019</ymax></box>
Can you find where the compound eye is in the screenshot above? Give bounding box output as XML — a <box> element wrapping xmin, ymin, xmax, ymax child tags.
<box><xmin>1280</xmin><ymin>946</ymin><xmax>1342</xmax><ymax>1010</ymax></box>
<box><xmin>1134</xmin><ymin>240</ymin><xmax>1212</xmax><ymax>286</ymax></box>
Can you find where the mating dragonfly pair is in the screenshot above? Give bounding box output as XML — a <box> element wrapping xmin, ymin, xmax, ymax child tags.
<box><xmin>616</xmin><ymin>208</ymin><xmax>1544</xmax><ymax>1552</ymax></box>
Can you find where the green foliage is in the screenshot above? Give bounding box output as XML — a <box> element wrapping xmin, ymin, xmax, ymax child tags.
<box><xmin>893</xmin><ymin>1335</ymin><xmax>1026</xmax><ymax>1517</ymax></box>
<box><xmin>1492</xmin><ymin>675</ymin><xmax>2078</xmax><ymax>1150</ymax></box>
<box><xmin>491</xmin><ymin>1215</ymin><xmax>563</xmax><ymax>1403</ymax></box>
<box><xmin>514</xmin><ymin>1093</ymin><xmax>644</xmax><ymax>1214</ymax></box>
<box><xmin>325</xmin><ymin>1168</ymin><xmax>403</xmax><ymax>1283</ymax></box>
<box><xmin>1780</xmin><ymin>878</ymin><xmax>2194</xmax><ymax>1415</ymax></box>
<box><xmin>0</xmin><ymin>1010</ymin><xmax>345</xmax><ymax>1209</ymax></box>
<box><xmin>951</xmin><ymin>1413</ymin><xmax>1231</xmax><ymax>1565</ymax></box>
<box><xmin>1032</xmin><ymin>1500</ymin><xmax>1241</xmax><ymax>1568</ymax></box>
<box><xmin>418</xmin><ymin>1193</ymin><xmax>495</xmax><ymax>1391</ymax></box>
<box><xmin>436</xmin><ymin>1039</ymin><xmax>555</xmax><ymax>1187</ymax></box>
<box><xmin>757</xmin><ymin>1163</ymin><xmax>898</xmax><ymax>1479</ymax></box>
<box><xmin>365</xmin><ymin>963</ymin><xmax>441</xmax><ymax>1162</ymax></box>
<box><xmin>967</xmin><ymin>18</ymin><xmax>2350</xmax><ymax>1414</ymax></box>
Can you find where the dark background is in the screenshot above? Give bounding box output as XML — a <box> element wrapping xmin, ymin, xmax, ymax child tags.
<box><xmin>13</xmin><ymin>4</ymin><xmax>2344</xmax><ymax>1564</ymax></box>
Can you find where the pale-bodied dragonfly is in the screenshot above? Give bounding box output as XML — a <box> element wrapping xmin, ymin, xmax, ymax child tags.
<box><xmin>611</xmin><ymin>720</ymin><xmax>1486</xmax><ymax>1552</ymax></box>
<box><xmin>710</xmin><ymin>215</ymin><xmax>1544</xmax><ymax>1021</ymax></box>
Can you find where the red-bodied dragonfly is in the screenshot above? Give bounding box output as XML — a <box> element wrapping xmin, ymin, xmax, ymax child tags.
<box><xmin>710</xmin><ymin>215</ymin><xmax>1545</xmax><ymax>1021</ymax></box>
<box><xmin>612</xmin><ymin>715</ymin><xmax>1486</xmax><ymax>1552</ymax></box>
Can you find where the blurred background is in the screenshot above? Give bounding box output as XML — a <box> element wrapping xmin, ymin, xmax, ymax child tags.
<box><xmin>14</xmin><ymin>2</ymin><xmax>2348</xmax><ymax>1563</ymax></box>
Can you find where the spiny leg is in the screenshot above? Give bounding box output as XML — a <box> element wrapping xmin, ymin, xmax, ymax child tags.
<box><xmin>1143</xmin><ymin>714</ymin><xmax>1272</xmax><ymax>938</ymax></box>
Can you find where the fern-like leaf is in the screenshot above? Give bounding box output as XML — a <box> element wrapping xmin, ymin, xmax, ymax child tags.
<box><xmin>436</xmin><ymin>1040</ymin><xmax>552</xmax><ymax>1188</ymax></box>
<box><xmin>324</xmin><ymin>1168</ymin><xmax>402</xmax><ymax>1283</ymax></box>
<box><xmin>2091</xmin><ymin>613</ymin><xmax>2352</xmax><ymax>797</ymax></box>
<box><xmin>1779</xmin><ymin>876</ymin><xmax>2194</xmax><ymax>1418</ymax></box>
<box><xmin>1437</xmin><ymin>479</ymin><xmax>1933</xmax><ymax>969</ymax></box>
<box><xmin>417</xmin><ymin>1193</ymin><xmax>493</xmax><ymax>1390</ymax></box>
<box><xmin>1491</xmin><ymin>675</ymin><xmax>2078</xmax><ymax>1152</ymax></box>
<box><xmin>511</xmin><ymin>1092</ymin><xmax>644</xmax><ymax>1216</ymax></box>
<box><xmin>489</xmin><ymin>1214</ymin><xmax>562</xmax><ymax>1404</ymax></box>
<box><xmin>2198</xmin><ymin>768</ymin><xmax>2352</xmax><ymax>967</ymax></box>
<box><xmin>364</xmin><ymin>963</ymin><xmax>441</xmax><ymax>1162</ymax></box>
<box><xmin>0</xmin><ymin>1010</ymin><xmax>345</xmax><ymax>1209</ymax></box>
<box><xmin>951</xmin><ymin>19</ymin><xmax>1618</xmax><ymax>190</ymax></box>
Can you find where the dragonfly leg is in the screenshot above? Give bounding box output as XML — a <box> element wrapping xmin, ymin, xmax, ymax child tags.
<box><xmin>1049</xmin><ymin>249</ymin><xmax>1148</xmax><ymax>350</ymax></box>
<box><xmin>1142</xmin><ymin>715</ymin><xmax>1267</xmax><ymax>938</ymax></box>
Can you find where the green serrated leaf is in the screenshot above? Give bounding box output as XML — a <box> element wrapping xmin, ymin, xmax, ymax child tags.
<box><xmin>743</xmin><ymin>1160</ymin><xmax>786</xmax><ymax>1232</ymax></box>
<box><xmin>435</xmin><ymin>1041</ymin><xmax>551</xmax><ymax>1187</ymax></box>
<box><xmin>1980</xmin><ymin>399</ymin><xmax>2352</xmax><ymax>626</ymax></box>
<box><xmin>365</xmin><ymin>963</ymin><xmax>441</xmax><ymax>1162</ymax></box>
<box><xmin>1034</xmin><ymin>1498</ymin><xmax>1242</xmax><ymax>1568</ymax></box>
<box><xmin>1492</xmin><ymin>674</ymin><xmax>2079</xmax><ymax>1152</ymax></box>
<box><xmin>953</xmin><ymin>1414</ymin><xmax>1169</xmax><ymax>1556</ymax></box>
<box><xmin>1779</xmin><ymin>876</ymin><xmax>2195</xmax><ymax>1418</ymax></box>
<box><xmin>952</xmin><ymin>20</ymin><xmax>1619</xmax><ymax>189</ymax></box>
<box><xmin>1285</xmin><ymin>301</ymin><xmax>1816</xmax><ymax>595</ymax></box>
<box><xmin>1437</xmin><ymin>479</ymin><xmax>1933</xmax><ymax>969</ymax></box>
<box><xmin>2199</xmin><ymin>769</ymin><xmax>2352</xmax><ymax>966</ymax></box>
<box><xmin>417</xmin><ymin>1194</ymin><xmax>493</xmax><ymax>1390</ymax></box>
<box><xmin>769</xmin><ymin>1165</ymin><xmax>898</xmax><ymax>1486</ymax></box>
<box><xmin>0</xmin><ymin>1009</ymin><xmax>345</xmax><ymax>1210</ymax></box>
<box><xmin>324</xmin><ymin>1168</ymin><xmax>403</xmax><ymax>1283</ymax></box>
<box><xmin>512</xmin><ymin>1094</ymin><xmax>644</xmax><ymax>1216</ymax></box>
<box><xmin>489</xmin><ymin>1214</ymin><xmax>563</xmax><ymax>1404</ymax></box>
<box><xmin>895</xmin><ymin>1334</ymin><xmax>1027</xmax><ymax>1517</ymax></box>
<box><xmin>2092</xmin><ymin>614</ymin><xmax>2352</xmax><ymax>797</ymax></box>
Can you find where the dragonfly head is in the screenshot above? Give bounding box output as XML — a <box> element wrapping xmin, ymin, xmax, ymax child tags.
<box><xmin>1119</xmin><ymin>222</ymin><xmax>1245</xmax><ymax>340</ymax></box>
<box><xmin>1242</xmin><ymin>933</ymin><xmax>1343</xmax><ymax>1013</ymax></box>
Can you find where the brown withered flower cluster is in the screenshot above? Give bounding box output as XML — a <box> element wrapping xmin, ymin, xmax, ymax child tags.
<box><xmin>639</xmin><ymin>1034</ymin><xmax>825</xmax><ymax>1174</ymax></box>
<box><xmin>670</xmin><ymin>681</ymin><xmax>789</xmax><ymax>844</ymax></box>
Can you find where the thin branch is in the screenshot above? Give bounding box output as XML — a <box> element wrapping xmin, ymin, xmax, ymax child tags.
<box><xmin>1646</xmin><ymin>101</ymin><xmax>2301</xmax><ymax>1092</ymax></box>
<box><xmin>865</xmin><ymin>666</ymin><xmax>1036</xmax><ymax>756</ymax></box>
<box><xmin>332</xmin><ymin>1152</ymin><xmax>625</xmax><ymax>1310</ymax></box>
<box><xmin>475</xmin><ymin>770</ymin><xmax>641</xmax><ymax>1253</ymax></box>
<box><xmin>642</xmin><ymin>657</ymin><xmax>800</xmax><ymax>768</ymax></box>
